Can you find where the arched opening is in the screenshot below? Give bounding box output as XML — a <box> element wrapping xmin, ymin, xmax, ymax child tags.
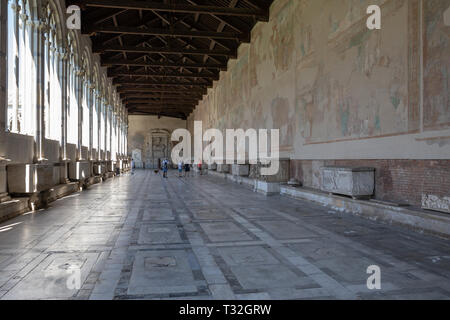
<box><xmin>67</xmin><ymin>31</ymin><xmax>80</xmax><ymax>147</ymax></box>
<box><xmin>92</xmin><ymin>66</ymin><xmax>99</xmax><ymax>159</ymax></box>
<box><xmin>43</xmin><ymin>1</ymin><xmax>63</xmax><ymax>141</ymax></box>
<box><xmin>6</xmin><ymin>0</ymin><xmax>35</xmax><ymax>135</ymax></box>
<box><xmin>81</xmin><ymin>51</ymin><xmax>91</xmax><ymax>158</ymax></box>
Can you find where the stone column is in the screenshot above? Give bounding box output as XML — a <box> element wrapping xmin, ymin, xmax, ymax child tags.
<box><xmin>97</xmin><ymin>95</ymin><xmax>101</xmax><ymax>161</ymax></box>
<box><xmin>76</xmin><ymin>69</ymin><xmax>83</xmax><ymax>160</ymax></box>
<box><xmin>89</xmin><ymin>84</ymin><xmax>94</xmax><ymax>160</ymax></box>
<box><xmin>0</xmin><ymin>1</ymin><xmax>6</xmax><ymax>195</ymax></box>
<box><xmin>118</xmin><ymin>106</ymin><xmax>121</xmax><ymax>158</ymax></box>
<box><xmin>104</xmin><ymin>100</ymin><xmax>108</xmax><ymax>161</ymax></box>
<box><xmin>123</xmin><ymin>109</ymin><xmax>128</xmax><ymax>157</ymax></box>
<box><xmin>0</xmin><ymin>0</ymin><xmax>7</xmax><ymax>134</ymax></box>
<box><xmin>9</xmin><ymin>3</ymin><xmax>19</xmax><ymax>134</ymax></box>
<box><xmin>108</xmin><ymin>104</ymin><xmax>112</xmax><ymax>160</ymax></box>
<box><xmin>60</xmin><ymin>46</ymin><xmax>68</xmax><ymax>161</ymax></box>
<box><xmin>34</xmin><ymin>19</ymin><xmax>46</xmax><ymax>163</ymax></box>
<box><xmin>0</xmin><ymin>158</ymin><xmax>11</xmax><ymax>203</ymax></box>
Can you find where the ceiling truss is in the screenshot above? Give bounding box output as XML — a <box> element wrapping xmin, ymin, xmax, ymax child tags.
<box><xmin>70</xmin><ymin>0</ymin><xmax>274</xmax><ymax>119</ymax></box>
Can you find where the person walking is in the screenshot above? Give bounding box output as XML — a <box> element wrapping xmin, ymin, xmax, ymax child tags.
<box><xmin>178</xmin><ymin>161</ymin><xmax>183</xmax><ymax>177</ymax></box>
<box><xmin>131</xmin><ymin>158</ymin><xmax>135</xmax><ymax>175</ymax></box>
<box><xmin>184</xmin><ymin>162</ymin><xmax>191</xmax><ymax>177</ymax></box>
<box><xmin>162</xmin><ymin>159</ymin><xmax>169</xmax><ymax>178</ymax></box>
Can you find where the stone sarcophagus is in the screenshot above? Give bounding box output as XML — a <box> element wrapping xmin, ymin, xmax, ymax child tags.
<box><xmin>232</xmin><ymin>164</ymin><xmax>250</xmax><ymax>177</ymax></box>
<box><xmin>321</xmin><ymin>166</ymin><xmax>375</xmax><ymax>199</ymax></box>
<box><xmin>69</xmin><ymin>161</ymin><xmax>90</xmax><ymax>181</ymax></box>
<box><xmin>7</xmin><ymin>164</ymin><xmax>56</xmax><ymax>194</ymax></box>
<box><xmin>252</xmin><ymin>159</ymin><xmax>291</xmax><ymax>195</ymax></box>
<box><xmin>208</xmin><ymin>163</ymin><xmax>217</xmax><ymax>171</ymax></box>
<box><xmin>422</xmin><ymin>194</ymin><xmax>450</xmax><ymax>214</ymax></box>
<box><xmin>216</xmin><ymin>164</ymin><xmax>230</xmax><ymax>173</ymax></box>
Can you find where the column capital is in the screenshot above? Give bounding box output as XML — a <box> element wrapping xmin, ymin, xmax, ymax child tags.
<box><xmin>11</xmin><ymin>4</ymin><xmax>22</xmax><ymax>14</ymax></box>
<box><xmin>19</xmin><ymin>13</ymin><xmax>28</xmax><ymax>22</ymax></box>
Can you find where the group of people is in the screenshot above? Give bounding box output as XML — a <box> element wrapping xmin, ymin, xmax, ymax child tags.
<box><xmin>161</xmin><ymin>159</ymin><xmax>198</xmax><ymax>178</ymax></box>
<box><xmin>130</xmin><ymin>159</ymin><xmax>203</xmax><ymax>178</ymax></box>
<box><xmin>176</xmin><ymin>161</ymin><xmax>192</xmax><ymax>178</ymax></box>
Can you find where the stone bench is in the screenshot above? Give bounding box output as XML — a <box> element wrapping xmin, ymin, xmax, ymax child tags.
<box><xmin>321</xmin><ymin>166</ymin><xmax>375</xmax><ymax>199</ymax></box>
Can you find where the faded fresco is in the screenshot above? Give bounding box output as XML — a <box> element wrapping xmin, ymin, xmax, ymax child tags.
<box><xmin>423</xmin><ymin>0</ymin><xmax>450</xmax><ymax>131</ymax></box>
<box><xmin>188</xmin><ymin>0</ymin><xmax>449</xmax><ymax>158</ymax></box>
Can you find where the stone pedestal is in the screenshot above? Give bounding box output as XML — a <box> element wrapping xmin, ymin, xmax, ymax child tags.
<box><xmin>255</xmin><ymin>159</ymin><xmax>290</xmax><ymax>182</ymax></box>
<box><xmin>232</xmin><ymin>164</ymin><xmax>250</xmax><ymax>177</ymax></box>
<box><xmin>7</xmin><ymin>164</ymin><xmax>56</xmax><ymax>194</ymax></box>
<box><xmin>56</xmin><ymin>162</ymin><xmax>69</xmax><ymax>184</ymax></box>
<box><xmin>422</xmin><ymin>194</ymin><xmax>450</xmax><ymax>214</ymax></box>
<box><xmin>69</xmin><ymin>161</ymin><xmax>90</xmax><ymax>181</ymax></box>
<box><xmin>93</xmin><ymin>163</ymin><xmax>106</xmax><ymax>176</ymax></box>
<box><xmin>256</xmin><ymin>181</ymin><xmax>282</xmax><ymax>195</ymax></box>
<box><xmin>216</xmin><ymin>164</ymin><xmax>230</xmax><ymax>173</ymax></box>
<box><xmin>105</xmin><ymin>161</ymin><xmax>115</xmax><ymax>172</ymax></box>
<box><xmin>116</xmin><ymin>160</ymin><xmax>123</xmax><ymax>171</ymax></box>
<box><xmin>321</xmin><ymin>166</ymin><xmax>375</xmax><ymax>198</ymax></box>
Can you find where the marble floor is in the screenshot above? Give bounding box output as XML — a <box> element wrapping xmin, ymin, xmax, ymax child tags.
<box><xmin>0</xmin><ymin>170</ymin><xmax>449</xmax><ymax>300</ymax></box>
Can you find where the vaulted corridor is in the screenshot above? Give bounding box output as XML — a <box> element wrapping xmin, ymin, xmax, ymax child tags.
<box><xmin>0</xmin><ymin>171</ymin><xmax>449</xmax><ymax>300</ymax></box>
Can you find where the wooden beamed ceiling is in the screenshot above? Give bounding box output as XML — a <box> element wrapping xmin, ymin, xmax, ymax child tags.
<box><xmin>70</xmin><ymin>0</ymin><xmax>273</xmax><ymax>119</ymax></box>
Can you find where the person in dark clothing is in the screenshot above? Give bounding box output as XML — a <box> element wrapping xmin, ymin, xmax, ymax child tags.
<box><xmin>184</xmin><ymin>163</ymin><xmax>191</xmax><ymax>177</ymax></box>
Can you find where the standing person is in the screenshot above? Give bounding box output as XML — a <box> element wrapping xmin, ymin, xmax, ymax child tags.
<box><xmin>184</xmin><ymin>162</ymin><xmax>191</xmax><ymax>177</ymax></box>
<box><xmin>178</xmin><ymin>161</ymin><xmax>183</xmax><ymax>177</ymax></box>
<box><xmin>162</xmin><ymin>159</ymin><xmax>169</xmax><ymax>178</ymax></box>
<box><xmin>131</xmin><ymin>158</ymin><xmax>135</xmax><ymax>175</ymax></box>
<box><xmin>198</xmin><ymin>162</ymin><xmax>202</xmax><ymax>175</ymax></box>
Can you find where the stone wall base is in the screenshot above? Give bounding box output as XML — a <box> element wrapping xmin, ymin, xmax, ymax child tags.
<box><xmin>0</xmin><ymin>193</ymin><xmax>11</xmax><ymax>203</ymax></box>
<box><xmin>280</xmin><ymin>185</ymin><xmax>450</xmax><ymax>239</ymax></box>
<box><xmin>0</xmin><ymin>198</ymin><xmax>30</xmax><ymax>223</ymax></box>
<box><xmin>422</xmin><ymin>194</ymin><xmax>450</xmax><ymax>214</ymax></box>
<box><xmin>29</xmin><ymin>183</ymin><xmax>80</xmax><ymax>209</ymax></box>
<box><xmin>209</xmin><ymin>170</ymin><xmax>282</xmax><ymax>195</ymax></box>
<box><xmin>85</xmin><ymin>176</ymin><xmax>103</xmax><ymax>188</ymax></box>
<box><xmin>290</xmin><ymin>159</ymin><xmax>450</xmax><ymax>207</ymax></box>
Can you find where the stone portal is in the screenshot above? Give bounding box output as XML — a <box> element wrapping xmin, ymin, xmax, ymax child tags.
<box><xmin>144</xmin><ymin>129</ymin><xmax>172</xmax><ymax>169</ymax></box>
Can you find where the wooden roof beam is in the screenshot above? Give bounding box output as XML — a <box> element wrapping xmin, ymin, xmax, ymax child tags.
<box><xmin>78</xmin><ymin>0</ymin><xmax>269</xmax><ymax>21</ymax></box>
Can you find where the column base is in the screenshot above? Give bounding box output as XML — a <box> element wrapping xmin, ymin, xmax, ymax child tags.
<box><xmin>0</xmin><ymin>193</ymin><xmax>11</xmax><ymax>203</ymax></box>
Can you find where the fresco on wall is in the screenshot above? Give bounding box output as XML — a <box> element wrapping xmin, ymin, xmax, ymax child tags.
<box><xmin>188</xmin><ymin>0</ymin><xmax>444</xmax><ymax>156</ymax></box>
<box><xmin>295</xmin><ymin>0</ymin><xmax>412</xmax><ymax>144</ymax></box>
<box><xmin>423</xmin><ymin>0</ymin><xmax>450</xmax><ymax>131</ymax></box>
